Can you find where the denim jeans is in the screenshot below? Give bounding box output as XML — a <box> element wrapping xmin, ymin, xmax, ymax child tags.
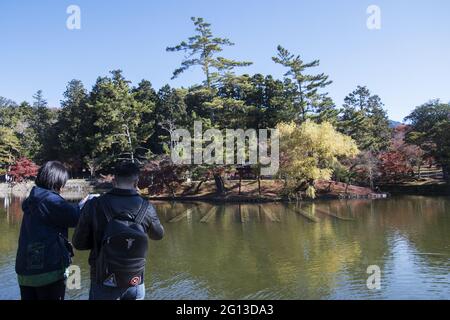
<box><xmin>89</xmin><ymin>282</ymin><xmax>145</xmax><ymax>300</ymax></box>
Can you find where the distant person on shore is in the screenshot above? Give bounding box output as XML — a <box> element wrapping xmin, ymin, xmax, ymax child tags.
<box><xmin>73</xmin><ymin>162</ymin><xmax>164</xmax><ymax>300</ymax></box>
<box><xmin>15</xmin><ymin>161</ymin><xmax>81</xmax><ymax>300</ymax></box>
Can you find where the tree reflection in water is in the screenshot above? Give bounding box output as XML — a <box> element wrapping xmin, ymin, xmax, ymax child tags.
<box><xmin>0</xmin><ymin>196</ymin><xmax>449</xmax><ymax>299</ymax></box>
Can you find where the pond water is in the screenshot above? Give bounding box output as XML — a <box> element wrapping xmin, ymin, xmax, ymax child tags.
<box><xmin>0</xmin><ymin>195</ymin><xmax>449</xmax><ymax>300</ymax></box>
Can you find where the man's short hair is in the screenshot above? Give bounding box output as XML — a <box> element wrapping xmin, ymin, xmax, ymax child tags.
<box><xmin>114</xmin><ymin>162</ymin><xmax>140</xmax><ymax>181</ymax></box>
<box><xmin>35</xmin><ymin>161</ymin><xmax>69</xmax><ymax>192</ymax></box>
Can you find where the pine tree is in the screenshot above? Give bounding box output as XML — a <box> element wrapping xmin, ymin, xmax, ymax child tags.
<box><xmin>29</xmin><ymin>90</ymin><xmax>56</xmax><ymax>162</ymax></box>
<box><xmin>86</xmin><ymin>70</ymin><xmax>152</xmax><ymax>169</ymax></box>
<box><xmin>311</xmin><ymin>95</ymin><xmax>340</xmax><ymax>125</ymax></box>
<box><xmin>167</xmin><ymin>17</ymin><xmax>252</xmax><ymax>88</ymax></box>
<box><xmin>150</xmin><ymin>84</ymin><xmax>188</xmax><ymax>154</ymax></box>
<box><xmin>272</xmin><ymin>45</ymin><xmax>332</xmax><ymax>123</ymax></box>
<box><xmin>339</xmin><ymin>86</ymin><xmax>391</xmax><ymax>152</ymax></box>
<box><xmin>132</xmin><ymin>80</ymin><xmax>158</xmax><ymax>156</ymax></box>
<box><xmin>32</xmin><ymin>90</ymin><xmax>53</xmax><ymax>134</ymax></box>
<box><xmin>55</xmin><ymin>80</ymin><xmax>89</xmax><ymax>172</ymax></box>
<box><xmin>405</xmin><ymin>100</ymin><xmax>450</xmax><ymax>181</ymax></box>
<box><xmin>0</xmin><ymin>97</ymin><xmax>20</xmax><ymax>128</ymax></box>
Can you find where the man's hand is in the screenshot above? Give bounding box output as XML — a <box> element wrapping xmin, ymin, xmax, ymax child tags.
<box><xmin>78</xmin><ymin>194</ymin><xmax>100</xmax><ymax>209</ymax></box>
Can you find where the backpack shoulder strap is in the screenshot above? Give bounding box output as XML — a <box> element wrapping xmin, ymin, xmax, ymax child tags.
<box><xmin>134</xmin><ymin>198</ymin><xmax>149</xmax><ymax>225</ymax></box>
<box><xmin>98</xmin><ymin>196</ymin><xmax>113</xmax><ymax>222</ymax></box>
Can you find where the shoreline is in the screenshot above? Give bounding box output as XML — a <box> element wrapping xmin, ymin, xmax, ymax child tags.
<box><xmin>0</xmin><ymin>180</ymin><xmax>95</xmax><ymax>199</ymax></box>
<box><xmin>3</xmin><ymin>180</ymin><xmax>449</xmax><ymax>203</ymax></box>
<box><xmin>143</xmin><ymin>193</ymin><xmax>390</xmax><ymax>204</ymax></box>
<box><xmin>380</xmin><ymin>183</ymin><xmax>450</xmax><ymax>196</ymax></box>
<box><xmin>145</xmin><ymin>192</ymin><xmax>389</xmax><ymax>203</ymax></box>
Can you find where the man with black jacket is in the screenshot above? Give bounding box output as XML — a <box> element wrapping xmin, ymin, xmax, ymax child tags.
<box><xmin>72</xmin><ymin>162</ymin><xmax>164</xmax><ymax>300</ymax></box>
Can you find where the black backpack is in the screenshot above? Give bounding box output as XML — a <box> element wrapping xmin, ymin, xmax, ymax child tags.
<box><xmin>96</xmin><ymin>196</ymin><xmax>149</xmax><ymax>288</ymax></box>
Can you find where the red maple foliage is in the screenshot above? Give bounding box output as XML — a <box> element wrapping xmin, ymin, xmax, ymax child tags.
<box><xmin>378</xmin><ymin>151</ymin><xmax>413</xmax><ymax>182</ymax></box>
<box><xmin>8</xmin><ymin>158</ymin><xmax>39</xmax><ymax>183</ymax></box>
<box><xmin>139</xmin><ymin>156</ymin><xmax>187</xmax><ymax>196</ymax></box>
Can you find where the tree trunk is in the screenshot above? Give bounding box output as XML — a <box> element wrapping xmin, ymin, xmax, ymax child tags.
<box><xmin>213</xmin><ymin>173</ymin><xmax>226</xmax><ymax>194</ymax></box>
<box><xmin>89</xmin><ymin>166</ymin><xmax>95</xmax><ymax>179</ymax></box>
<box><xmin>194</xmin><ymin>178</ymin><xmax>206</xmax><ymax>194</ymax></box>
<box><xmin>369</xmin><ymin>168</ymin><xmax>374</xmax><ymax>190</ymax></box>
<box><xmin>257</xmin><ymin>175</ymin><xmax>261</xmax><ymax>196</ymax></box>
<box><xmin>326</xmin><ymin>181</ymin><xmax>333</xmax><ymax>192</ymax></box>
<box><xmin>238</xmin><ymin>173</ymin><xmax>242</xmax><ymax>195</ymax></box>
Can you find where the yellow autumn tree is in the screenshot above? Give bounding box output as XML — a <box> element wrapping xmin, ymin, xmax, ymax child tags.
<box><xmin>0</xmin><ymin>126</ymin><xmax>21</xmax><ymax>174</ymax></box>
<box><xmin>277</xmin><ymin>120</ymin><xmax>359</xmax><ymax>198</ymax></box>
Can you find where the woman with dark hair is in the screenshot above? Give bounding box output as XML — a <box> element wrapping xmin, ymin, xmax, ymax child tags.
<box><xmin>15</xmin><ymin>161</ymin><xmax>81</xmax><ymax>300</ymax></box>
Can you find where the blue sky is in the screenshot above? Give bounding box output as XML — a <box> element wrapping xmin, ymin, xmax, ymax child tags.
<box><xmin>0</xmin><ymin>0</ymin><xmax>449</xmax><ymax>121</ymax></box>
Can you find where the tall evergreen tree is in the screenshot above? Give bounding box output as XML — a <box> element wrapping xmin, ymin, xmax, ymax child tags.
<box><xmin>32</xmin><ymin>90</ymin><xmax>53</xmax><ymax>134</ymax></box>
<box><xmin>86</xmin><ymin>70</ymin><xmax>153</xmax><ymax>170</ymax></box>
<box><xmin>339</xmin><ymin>86</ymin><xmax>391</xmax><ymax>152</ymax></box>
<box><xmin>132</xmin><ymin>79</ymin><xmax>158</xmax><ymax>150</ymax></box>
<box><xmin>55</xmin><ymin>80</ymin><xmax>89</xmax><ymax>173</ymax></box>
<box><xmin>150</xmin><ymin>84</ymin><xmax>188</xmax><ymax>154</ymax></box>
<box><xmin>0</xmin><ymin>97</ymin><xmax>20</xmax><ymax>128</ymax></box>
<box><xmin>167</xmin><ymin>17</ymin><xmax>252</xmax><ymax>88</ymax></box>
<box><xmin>311</xmin><ymin>95</ymin><xmax>340</xmax><ymax>125</ymax></box>
<box><xmin>272</xmin><ymin>45</ymin><xmax>333</xmax><ymax>122</ymax></box>
<box><xmin>29</xmin><ymin>90</ymin><xmax>56</xmax><ymax>162</ymax></box>
<box><xmin>405</xmin><ymin>100</ymin><xmax>450</xmax><ymax>181</ymax></box>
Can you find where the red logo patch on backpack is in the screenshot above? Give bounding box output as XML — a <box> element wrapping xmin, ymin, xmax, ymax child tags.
<box><xmin>130</xmin><ymin>276</ymin><xmax>141</xmax><ymax>286</ymax></box>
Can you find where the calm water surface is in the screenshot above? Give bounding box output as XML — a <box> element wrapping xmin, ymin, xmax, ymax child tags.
<box><xmin>0</xmin><ymin>195</ymin><xmax>449</xmax><ymax>300</ymax></box>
